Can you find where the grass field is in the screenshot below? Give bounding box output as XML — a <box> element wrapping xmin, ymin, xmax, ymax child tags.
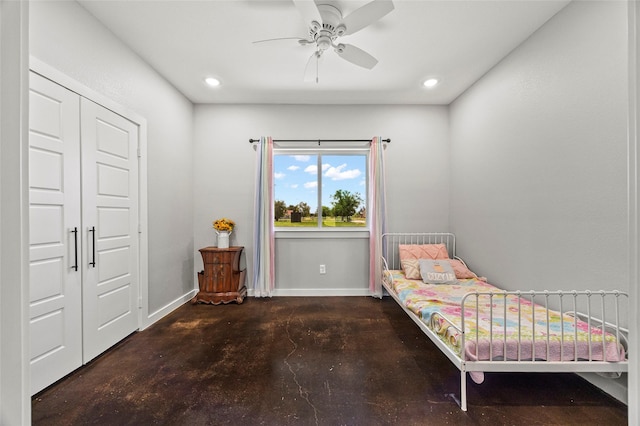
<box><xmin>275</xmin><ymin>217</ymin><xmax>366</xmax><ymax>227</ymax></box>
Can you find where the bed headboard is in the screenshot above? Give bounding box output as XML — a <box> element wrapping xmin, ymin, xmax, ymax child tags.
<box><xmin>382</xmin><ymin>232</ymin><xmax>456</xmax><ymax>270</ymax></box>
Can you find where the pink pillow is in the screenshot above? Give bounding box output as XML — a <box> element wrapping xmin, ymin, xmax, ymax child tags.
<box><xmin>448</xmin><ymin>259</ymin><xmax>478</xmax><ymax>279</ymax></box>
<box><xmin>398</xmin><ymin>244</ymin><xmax>449</xmax><ymax>276</ymax></box>
<box><xmin>398</xmin><ymin>244</ymin><xmax>449</xmax><ymax>262</ymax></box>
<box><xmin>401</xmin><ymin>258</ymin><xmax>480</xmax><ymax>281</ymax></box>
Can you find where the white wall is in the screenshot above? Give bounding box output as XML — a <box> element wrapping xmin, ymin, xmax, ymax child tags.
<box><xmin>29</xmin><ymin>1</ymin><xmax>195</xmax><ymax>315</ymax></box>
<box><xmin>450</xmin><ymin>0</ymin><xmax>627</xmax><ymax>294</ymax></box>
<box><xmin>193</xmin><ymin>104</ymin><xmax>449</xmax><ymax>293</ymax></box>
<box><xmin>450</xmin><ymin>0</ymin><xmax>628</xmax><ymax>402</ymax></box>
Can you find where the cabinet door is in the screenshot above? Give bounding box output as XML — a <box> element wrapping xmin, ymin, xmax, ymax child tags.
<box><xmin>28</xmin><ymin>72</ymin><xmax>83</xmax><ymax>394</ymax></box>
<box><xmin>212</xmin><ymin>263</ymin><xmax>231</xmax><ymax>292</ymax></box>
<box><xmin>81</xmin><ymin>98</ymin><xmax>139</xmax><ymax>363</ymax></box>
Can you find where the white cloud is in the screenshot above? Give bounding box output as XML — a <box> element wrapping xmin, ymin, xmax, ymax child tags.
<box><xmin>274</xmin><ymin>172</ymin><xmax>286</xmax><ymax>179</ymax></box>
<box><xmin>287</xmin><ymin>165</ymin><xmax>300</xmax><ymax>171</ymax></box>
<box><xmin>321</xmin><ymin>163</ymin><xmax>331</xmax><ymax>172</ymax></box>
<box><xmin>304</xmin><ymin>165</ymin><xmax>317</xmax><ymax>174</ymax></box>
<box><xmin>304</xmin><ymin>181</ymin><xmax>317</xmax><ymax>189</ymax></box>
<box><xmin>324</xmin><ymin>163</ymin><xmax>361</xmax><ymax>181</ymax></box>
<box><xmin>291</xmin><ymin>184</ymin><xmax>298</xmax><ymax>189</ymax></box>
<box><xmin>293</xmin><ymin>155</ymin><xmax>310</xmax><ymax>162</ymax></box>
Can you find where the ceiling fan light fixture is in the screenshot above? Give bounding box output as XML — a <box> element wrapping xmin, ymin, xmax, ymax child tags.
<box><xmin>423</xmin><ymin>78</ymin><xmax>439</xmax><ymax>88</ymax></box>
<box><xmin>317</xmin><ymin>35</ymin><xmax>332</xmax><ymax>51</ymax></box>
<box><xmin>204</xmin><ymin>77</ymin><xmax>221</xmax><ymax>87</ymax></box>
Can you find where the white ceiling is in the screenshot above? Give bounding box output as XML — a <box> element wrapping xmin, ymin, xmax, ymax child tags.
<box><xmin>78</xmin><ymin>0</ymin><xmax>570</xmax><ymax>105</ymax></box>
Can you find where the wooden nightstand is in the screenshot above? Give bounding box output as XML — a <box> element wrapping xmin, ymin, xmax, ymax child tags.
<box><xmin>191</xmin><ymin>246</ymin><xmax>246</xmax><ymax>305</ymax></box>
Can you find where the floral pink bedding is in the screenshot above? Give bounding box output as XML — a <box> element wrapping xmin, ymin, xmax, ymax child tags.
<box><xmin>384</xmin><ymin>270</ymin><xmax>626</xmax><ymax>383</ymax></box>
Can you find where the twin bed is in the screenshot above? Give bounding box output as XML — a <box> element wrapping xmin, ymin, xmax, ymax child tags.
<box><xmin>381</xmin><ymin>232</ymin><xmax>629</xmax><ymax>411</ymax></box>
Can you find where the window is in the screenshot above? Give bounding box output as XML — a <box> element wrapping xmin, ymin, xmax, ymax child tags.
<box><xmin>274</xmin><ymin>150</ymin><xmax>367</xmax><ymax>229</ymax></box>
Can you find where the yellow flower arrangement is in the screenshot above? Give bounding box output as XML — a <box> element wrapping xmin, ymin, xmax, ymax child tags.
<box><xmin>213</xmin><ymin>217</ymin><xmax>235</xmax><ymax>232</ymax></box>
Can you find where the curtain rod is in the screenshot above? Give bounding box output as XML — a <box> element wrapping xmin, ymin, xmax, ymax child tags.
<box><xmin>249</xmin><ymin>138</ymin><xmax>390</xmax><ymax>144</ymax></box>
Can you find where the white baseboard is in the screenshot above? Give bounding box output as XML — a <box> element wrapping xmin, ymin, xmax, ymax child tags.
<box><xmin>141</xmin><ymin>289</ymin><xmax>197</xmax><ymax>330</ymax></box>
<box><xmin>268</xmin><ymin>288</ymin><xmax>372</xmax><ymax>297</ymax></box>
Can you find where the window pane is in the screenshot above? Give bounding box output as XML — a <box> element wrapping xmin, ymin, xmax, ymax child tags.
<box><xmin>274</xmin><ymin>154</ymin><xmax>318</xmax><ymax>228</ymax></box>
<box><xmin>321</xmin><ymin>155</ymin><xmax>367</xmax><ymax>228</ymax></box>
<box><xmin>273</xmin><ymin>152</ymin><xmax>367</xmax><ymax>229</ymax></box>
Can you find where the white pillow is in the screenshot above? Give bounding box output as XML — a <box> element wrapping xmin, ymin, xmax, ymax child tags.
<box><xmin>419</xmin><ymin>259</ymin><xmax>457</xmax><ymax>284</ymax></box>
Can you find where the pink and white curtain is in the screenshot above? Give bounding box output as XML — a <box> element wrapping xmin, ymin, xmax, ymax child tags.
<box><xmin>252</xmin><ymin>137</ymin><xmax>275</xmax><ymax>297</ymax></box>
<box><xmin>369</xmin><ymin>136</ymin><xmax>387</xmax><ymax>297</ymax></box>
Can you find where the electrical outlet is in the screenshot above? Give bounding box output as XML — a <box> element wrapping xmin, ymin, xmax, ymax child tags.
<box><xmin>319</xmin><ymin>264</ymin><xmax>326</xmax><ymax>274</ymax></box>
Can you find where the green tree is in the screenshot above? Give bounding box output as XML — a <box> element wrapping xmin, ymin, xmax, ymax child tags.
<box><xmin>296</xmin><ymin>202</ymin><xmax>311</xmax><ymax>217</ymax></box>
<box><xmin>322</xmin><ymin>205</ymin><xmax>333</xmax><ymax>218</ymax></box>
<box><xmin>331</xmin><ymin>190</ymin><xmax>363</xmax><ymax>222</ymax></box>
<box><xmin>274</xmin><ymin>200</ymin><xmax>286</xmax><ymax>221</ymax></box>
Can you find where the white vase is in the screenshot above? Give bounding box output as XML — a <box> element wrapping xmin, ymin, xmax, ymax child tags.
<box><xmin>217</xmin><ymin>231</ymin><xmax>230</xmax><ymax>249</ymax></box>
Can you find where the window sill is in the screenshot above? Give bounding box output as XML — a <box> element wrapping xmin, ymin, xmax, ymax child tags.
<box><xmin>274</xmin><ymin>229</ymin><xmax>370</xmax><ymax>239</ymax></box>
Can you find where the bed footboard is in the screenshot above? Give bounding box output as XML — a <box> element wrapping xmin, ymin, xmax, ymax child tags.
<box><xmin>460</xmin><ymin>290</ymin><xmax>629</xmax><ymax>365</ymax></box>
<box><xmin>457</xmin><ymin>289</ymin><xmax>629</xmax><ymax>410</ymax></box>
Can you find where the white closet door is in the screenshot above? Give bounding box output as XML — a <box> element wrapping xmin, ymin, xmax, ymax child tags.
<box><xmin>81</xmin><ymin>98</ymin><xmax>139</xmax><ymax>363</ymax></box>
<box><xmin>28</xmin><ymin>72</ymin><xmax>83</xmax><ymax>394</ymax></box>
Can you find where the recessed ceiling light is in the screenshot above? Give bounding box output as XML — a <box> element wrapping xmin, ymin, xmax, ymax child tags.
<box><xmin>423</xmin><ymin>78</ymin><xmax>439</xmax><ymax>88</ymax></box>
<box><xmin>204</xmin><ymin>77</ymin><xmax>221</xmax><ymax>87</ymax></box>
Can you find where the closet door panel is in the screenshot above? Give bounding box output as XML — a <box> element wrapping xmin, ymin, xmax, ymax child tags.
<box><xmin>81</xmin><ymin>98</ymin><xmax>139</xmax><ymax>363</ymax></box>
<box><xmin>28</xmin><ymin>72</ymin><xmax>82</xmax><ymax>395</ymax></box>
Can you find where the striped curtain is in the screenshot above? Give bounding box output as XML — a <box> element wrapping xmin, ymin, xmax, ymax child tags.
<box><xmin>369</xmin><ymin>136</ymin><xmax>387</xmax><ymax>297</ymax></box>
<box><xmin>252</xmin><ymin>137</ymin><xmax>275</xmax><ymax>297</ymax></box>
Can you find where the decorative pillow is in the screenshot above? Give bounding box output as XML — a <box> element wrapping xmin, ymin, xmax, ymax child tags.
<box><xmin>398</xmin><ymin>244</ymin><xmax>449</xmax><ymax>263</ymax></box>
<box><xmin>402</xmin><ymin>257</ymin><xmax>481</xmax><ymax>281</ymax></box>
<box><xmin>400</xmin><ymin>259</ymin><xmax>421</xmax><ymax>279</ymax></box>
<box><xmin>419</xmin><ymin>259</ymin><xmax>457</xmax><ymax>284</ymax></box>
<box><xmin>448</xmin><ymin>258</ymin><xmax>479</xmax><ymax>280</ymax></box>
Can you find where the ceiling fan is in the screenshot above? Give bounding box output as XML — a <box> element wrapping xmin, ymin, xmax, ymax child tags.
<box><xmin>254</xmin><ymin>0</ymin><xmax>394</xmax><ymax>82</ymax></box>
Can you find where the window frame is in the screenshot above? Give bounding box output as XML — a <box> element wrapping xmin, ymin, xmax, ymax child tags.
<box><xmin>273</xmin><ymin>145</ymin><xmax>369</xmax><ymax>233</ymax></box>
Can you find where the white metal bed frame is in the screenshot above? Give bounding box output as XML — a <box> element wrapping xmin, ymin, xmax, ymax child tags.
<box><xmin>381</xmin><ymin>232</ymin><xmax>629</xmax><ymax>411</ymax></box>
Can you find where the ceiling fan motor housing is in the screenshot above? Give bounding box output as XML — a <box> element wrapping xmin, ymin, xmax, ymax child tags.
<box><xmin>309</xmin><ymin>4</ymin><xmax>346</xmax><ymax>50</ymax></box>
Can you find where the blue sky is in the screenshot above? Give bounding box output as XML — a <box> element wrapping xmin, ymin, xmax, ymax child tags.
<box><xmin>274</xmin><ymin>154</ymin><xmax>366</xmax><ymax>213</ymax></box>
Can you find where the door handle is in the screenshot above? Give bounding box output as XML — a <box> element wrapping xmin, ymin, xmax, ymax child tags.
<box><xmin>71</xmin><ymin>227</ymin><xmax>78</xmax><ymax>271</ymax></box>
<box><xmin>89</xmin><ymin>226</ymin><xmax>96</xmax><ymax>268</ymax></box>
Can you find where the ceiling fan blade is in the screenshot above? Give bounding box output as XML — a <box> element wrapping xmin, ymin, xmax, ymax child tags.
<box><xmin>336</xmin><ymin>44</ymin><xmax>378</xmax><ymax>69</ymax></box>
<box><xmin>342</xmin><ymin>0</ymin><xmax>394</xmax><ymax>35</ymax></box>
<box><xmin>293</xmin><ymin>0</ymin><xmax>322</xmax><ymax>25</ymax></box>
<box><xmin>252</xmin><ymin>37</ymin><xmax>309</xmax><ymax>44</ymax></box>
